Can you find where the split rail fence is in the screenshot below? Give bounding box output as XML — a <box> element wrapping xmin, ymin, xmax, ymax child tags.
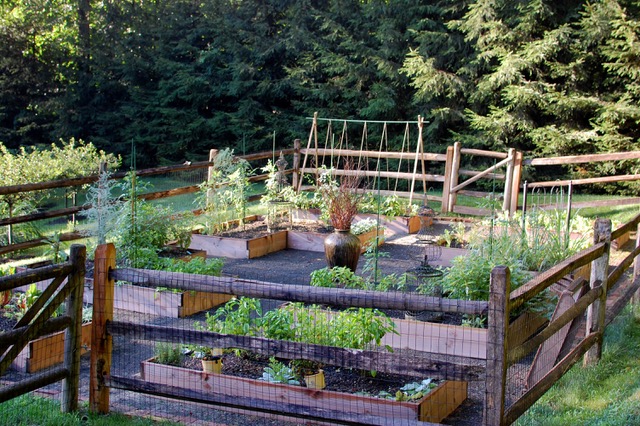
<box><xmin>0</xmin><ymin>244</ymin><xmax>86</xmax><ymax>411</ymax></box>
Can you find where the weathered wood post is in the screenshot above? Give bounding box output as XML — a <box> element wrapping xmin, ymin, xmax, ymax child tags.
<box><xmin>509</xmin><ymin>151</ymin><xmax>523</xmax><ymax>216</ymax></box>
<box><xmin>485</xmin><ymin>266</ymin><xmax>511</xmax><ymax>426</ymax></box>
<box><xmin>90</xmin><ymin>243</ymin><xmax>115</xmax><ymax>414</ymax></box>
<box><xmin>448</xmin><ymin>142</ymin><xmax>462</xmax><ymax>212</ymax></box>
<box><xmin>292</xmin><ymin>138</ymin><xmax>301</xmax><ymax>191</ymax></box>
<box><xmin>502</xmin><ymin>149</ymin><xmax>515</xmax><ymax>213</ymax></box>
<box><xmin>441</xmin><ymin>145</ymin><xmax>455</xmax><ymax>213</ymax></box>
<box><xmin>62</xmin><ymin>244</ymin><xmax>86</xmax><ymax>413</ymax></box>
<box><xmin>584</xmin><ymin>218</ymin><xmax>611</xmax><ymax>366</ymax></box>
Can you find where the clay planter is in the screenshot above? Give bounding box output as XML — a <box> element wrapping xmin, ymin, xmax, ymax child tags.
<box><xmin>12</xmin><ymin>322</ymin><xmax>92</xmax><ymax>373</ymax></box>
<box><xmin>324</xmin><ymin>230</ymin><xmax>362</xmax><ymax>272</ymax></box>
<box><xmin>140</xmin><ymin>358</ymin><xmax>467</xmax><ymax>423</ymax></box>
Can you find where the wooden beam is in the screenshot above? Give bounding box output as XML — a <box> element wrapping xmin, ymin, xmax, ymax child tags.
<box><xmin>459</xmin><ymin>148</ymin><xmax>508</xmax><ymax>159</ymax></box>
<box><xmin>0</xmin><ymin>263</ymin><xmax>73</xmax><ymax>292</ymax></box>
<box><xmin>509</xmin><ymin>243</ymin><xmax>606</xmax><ymax>311</ymax></box>
<box><xmin>107</xmin><ymin>321</ymin><xmax>484</xmax><ymax>382</ymax></box>
<box><xmin>108</xmin><ymin>375</ymin><xmax>438</xmax><ymax>426</ymax></box>
<box><xmin>0</xmin><ymin>366</ymin><xmax>68</xmax><ymax>403</ymax></box>
<box><xmin>300</xmin><ymin>148</ymin><xmax>446</xmax><ymax>162</ymax></box>
<box><xmin>451</xmin><ymin>155</ymin><xmax>512</xmax><ymax>193</ymax></box>
<box><xmin>527</xmin><ymin>173</ymin><xmax>640</xmax><ymax>188</ymax></box>
<box><xmin>111</xmin><ymin>268</ymin><xmax>489</xmax><ymax>315</ymax></box>
<box><xmin>299</xmin><ymin>168</ymin><xmax>445</xmax><ymax>183</ymax></box>
<box><xmin>525</xmin><ymin>151</ymin><xmax>640</xmax><ymax>166</ymax></box>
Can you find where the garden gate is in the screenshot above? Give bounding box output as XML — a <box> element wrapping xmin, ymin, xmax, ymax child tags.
<box><xmin>0</xmin><ymin>244</ymin><xmax>86</xmax><ymax>412</ymax></box>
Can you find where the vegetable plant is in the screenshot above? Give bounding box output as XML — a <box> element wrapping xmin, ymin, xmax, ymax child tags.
<box><xmin>261</xmin><ymin>358</ymin><xmax>300</xmax><ymax>385</ymax></box>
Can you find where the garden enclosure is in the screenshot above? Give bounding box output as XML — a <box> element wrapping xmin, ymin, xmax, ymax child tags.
<box><xmin>88</xmin><ymin>211</ymin><xmax>640</xmax><ymax>425</ymax></box>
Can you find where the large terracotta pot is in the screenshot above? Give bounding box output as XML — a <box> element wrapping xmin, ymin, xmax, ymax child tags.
<box><xmin>324</xmin><ymin>229</ymin><xmax>362</xmax><ymax>272</ymax></box>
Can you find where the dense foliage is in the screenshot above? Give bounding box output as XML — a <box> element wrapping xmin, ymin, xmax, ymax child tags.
<box><xmin>1</xmin><ymin>0</ymin><xmax>639</xmax><ymax>186</ymax></box>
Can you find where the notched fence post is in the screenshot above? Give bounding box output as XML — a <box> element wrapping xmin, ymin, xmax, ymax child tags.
<box><xmin>584</xmin><ymin>218</ymin><xmax>611</xmax><ymax>366</ymax></box>
<box><xmin>90</xmin><ymin>243</ymin><xmax>115</xmax><ymax>414</ymax></box>
<box><xmin>484</xmin><ymin>265</ymin><xmax>511</xmax><ymax>426</ymax></box>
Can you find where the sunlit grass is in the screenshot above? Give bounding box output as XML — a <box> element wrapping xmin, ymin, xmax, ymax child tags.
<box><xmin>516</xmin><ymin>305</ymin><xmax>640</xmax><ymax>425</ymax></box>
<box><xmin>0</xmin><ymin>395</ymin><xmax>180</xmax><ymax>426</ymax></box>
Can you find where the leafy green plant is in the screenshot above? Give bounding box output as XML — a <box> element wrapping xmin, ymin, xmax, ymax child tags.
<box><xmin>261</xmin><ymin>357</ymin><xmax>300</xmax><ymax>385</ymax></box>
<box><xmin>196</xmin><ymin>148</ymin><xmax>252</xmax><ymax>234</ymax></box>
<box><xmin>360</xmin><ymin>194</ymin><xmax>419</xmax><ymax>218</ymax></box>
<box><xmin>394</xmin><ymin>379</ymin><xmax>438</xmax><ymax>401</ymax></box>
<box><xmin>154</xmin><ymin>342</ymin><xmax>183</xmax><ymax>366</ymax></box>
<box><xmin>202</xmin><ymin>297</ymin><xmax>262</xmax><ymax>337</ymax></box>
<box><xmin>310</xmin><ymin>262</ymin><xmax>407</xmax><ymax>292</ymax></box>
<box><xmin>155</xmin><ymin>257</ymin><xmax>224</xmax><ymax>277</ymax></box>
<box><xmin>350</xmin><ymin>218</ymin><xmax>380</xmax><ymax>235</ymax></box>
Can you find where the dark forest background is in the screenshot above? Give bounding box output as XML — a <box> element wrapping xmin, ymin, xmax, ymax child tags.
<box><xmin>1</xmin><ymin>0</ymin><xmax>639</xmax><ymax>183</ymax></box>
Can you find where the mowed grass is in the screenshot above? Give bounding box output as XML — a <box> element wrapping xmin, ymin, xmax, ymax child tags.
<box><xmin>516</xmin><ymin>304</ymin><xmax>640</xmax><ymax>425</ymax></box>
<box><xmin>0</xmin><ymin>396</ymin><xmax>180</xmax><ymax>426</ymax></box>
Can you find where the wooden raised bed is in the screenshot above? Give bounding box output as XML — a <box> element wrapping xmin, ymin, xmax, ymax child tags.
<box><xmin>139</xmin><ymin>358</ymin><xmax>467</xmax><ymax>424</ymax></box>
<box><xmin>190</xmin><ymin>230</ymin><xmax>288</xmax><ymax>259</ymax></box>
<box><xmin>110</xmin><ymin>283</ymin><xmax>232</xmax><ymax>317</ymax></box>
<box><xmin>12</xmin><ymin>322</ymin><xmax>92</xmax><ymax>373</ymax></box>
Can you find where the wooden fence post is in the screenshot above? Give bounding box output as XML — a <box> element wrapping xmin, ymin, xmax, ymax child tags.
<box><xmin>502</xmin><ymin>149</ymin><xmax>515</xmax><ymax>213</ymax></box>
<box><xmin>90</xmin><ymin>243</ymin><xmax>116</xmax><ymax>414</ymax></box>
<box><xmin>584</xmin><ymin>218</ymin><xmax>611</xmax><ymax>366</ymax></box>
<box><xmin>61</xmin><ymin>244</ymin><xmax>86</xmax><ymax>413</ymax></box>
<box><xmin>292</xmin><ymin>138</ymin><xmax>301</xmax><ymax>191</ymax></box>
<box><xmin>448</xmin><ymin>142</ymin><xmax>462</xmax><ymax>212</ymax></box>
<box><xmin>485</xmin><ymin>266</ymin><xmax>511</xmax><ymax>426</ymax></box>
<box><xmin>509</xmin><ymin>151</ymin><xmax>523</xmax><ymax>216</ymax></box>
<box><xmin>441</xmin><ymin>145</ymin><xmax>454</xmax><ymax>213</ymax></box>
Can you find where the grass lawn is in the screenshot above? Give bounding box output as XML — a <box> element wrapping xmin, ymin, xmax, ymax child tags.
<box><xmin>516</xmin><ymin>304</ymin><xmax>640</xmax><ymax>425</ymax></box>
<box><xmin>0</xmin><ymin>397</ymin><xmax>180</xmax><ymax>426</ymax></box>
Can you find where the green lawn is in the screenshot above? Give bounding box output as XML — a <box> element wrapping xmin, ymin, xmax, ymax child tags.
<box><xmin>516</xmin><ymin>304</ymin><xmax>640</xmax><ymax>425</ymax></box>
<box><xmin>0</xmin><ymin>397</ymin><xmax>180</xmax><ymax>426</ymax></box>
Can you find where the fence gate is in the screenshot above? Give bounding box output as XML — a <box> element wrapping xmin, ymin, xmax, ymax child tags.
<box><xmin>0</xmin><ymin>245</ymin><xmax>86</xmax><ymax>412</ymax></box>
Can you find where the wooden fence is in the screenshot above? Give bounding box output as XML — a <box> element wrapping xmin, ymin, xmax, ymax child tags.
<box><xmin>0</xmin><ymin>244</ymin><xmax>86</xmax><ymax>412</ymax></box>
<box><xmin>3</xmin><ymin>127</ymin><xmax>640</xmax><ymax>256</ymax></box>
<box><xmin>85</xmin><ymin>210</ymin><xmax>640</xmax><ymax>425</ymax></box>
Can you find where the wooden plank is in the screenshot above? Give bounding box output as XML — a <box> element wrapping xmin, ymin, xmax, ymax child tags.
<box><xmin>189</xmin><ymin>234</ymin><xmax>249</xmax><ymax>259</ymax></box>
<box><xmin>299</xmin><ymin>168</ymin><xmax>445</xmax><ymax>183</ymax></box>
<box><xmin>0</xmin><ymin>366</ymin><xmax>68</xmax><ymax>404</ymax></box>
<box><xmin>526</xmin><ymin>292</ymin><xmax>575</xmax><ymax>389</ymax></box>
<box><xmin>110</xmin><ymin>321</ymin><xmax>484</xmax><ymax>381</ymax></box>
<box><xmin>179</xmin><ymin>292</ymin><xmax>233</xmax><ymax>317</ymax></box>
<box><xmin>507</xmin><ymin>311</ymin><xmax>548</xmax><ymax>351</ymax></box>
<box><xmin>112</xmin><ymin>268</ymin><xmax>489</xmax><ymax>315</ymax></box>
<box><xmin>110</xmin><ymin>374</ymin><xmax>444</xmax><ymax>426</ymax></box>
<box><xmin>138</xmin><ymin>359</ymin><xmax>466</xmax><ymax>423</ymax></box>
<box><xmin>528</xmin><ymin>173</ymin><xmax>640</xmax><ymax>188</ymax></box>
<box><xmin>300</xmin><ymin>147</ymin><xmax>447</xmax><ymax>162</ymax></box>
<box><xmin>247</xmin><ymin>230</ymin><xmax>288</xmax><ymax>258</ymax></box>
<box><xmin>286</xmin><ymin>229</ymin><xmax>383</xmax><ymax>254</ymax></box>
<box><xmin>509</xmin><ymin>243</ymin><xmax>606</xmax><ymax>311</ymax></box>
<box><xmin>611</xmin><ymin>230</ymin><xmax>630</xmax><ymax>250</ymax></box>
<box><xmin>382</xmin><ymin>318</ymin><xmax>487</xmax><ymax>360</ymax></box>
<box><xmin>459</xmin><ymin>148</ymin><xmax>509</xmax><ymax>159</ymax></box>
<box><xmin>12</xmin><ymin>323</ymin><xmax>92</xmax><ymax>373</ymax></box>
<box><xmin>525</xmin><ymin>151</ymin><xmax>640</xmax><ymax>166</ymax></box>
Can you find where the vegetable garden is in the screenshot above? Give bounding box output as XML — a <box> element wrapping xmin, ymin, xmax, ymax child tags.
<box><xmin>2</xmin><ymin>118</ymin><xmax>640</xmax><ymax>425</ymax></box>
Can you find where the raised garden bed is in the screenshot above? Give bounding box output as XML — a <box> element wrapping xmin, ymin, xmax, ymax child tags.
<box><xmin>12</xmin><ymin>322</ymin><xmax>92</xmax><ymax>373</ymax></box>
<box><xmin>190</xmin><ymin>215</ymin><xmax>388</xmax><ymax>259</ymax></box>
<box><xmin>109</xmin><ymin>284</ymin><xmax>232</xmax><ymax>317</ymax></box>
<box><xmin>139</xmin><ymin>357</ymin><xmax>467</xmax><ymax>424</ymax></box>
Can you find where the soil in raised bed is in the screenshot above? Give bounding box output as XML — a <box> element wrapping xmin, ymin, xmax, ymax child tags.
<box><xmin>173</xmin><ymin>350</ymin><xmax>440</xmax><ymax>398</ymax></box>
<box><xmin>215</xmin><ymin>219</ymin><xmax>331</xmax><ymax>239</ymax></box>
